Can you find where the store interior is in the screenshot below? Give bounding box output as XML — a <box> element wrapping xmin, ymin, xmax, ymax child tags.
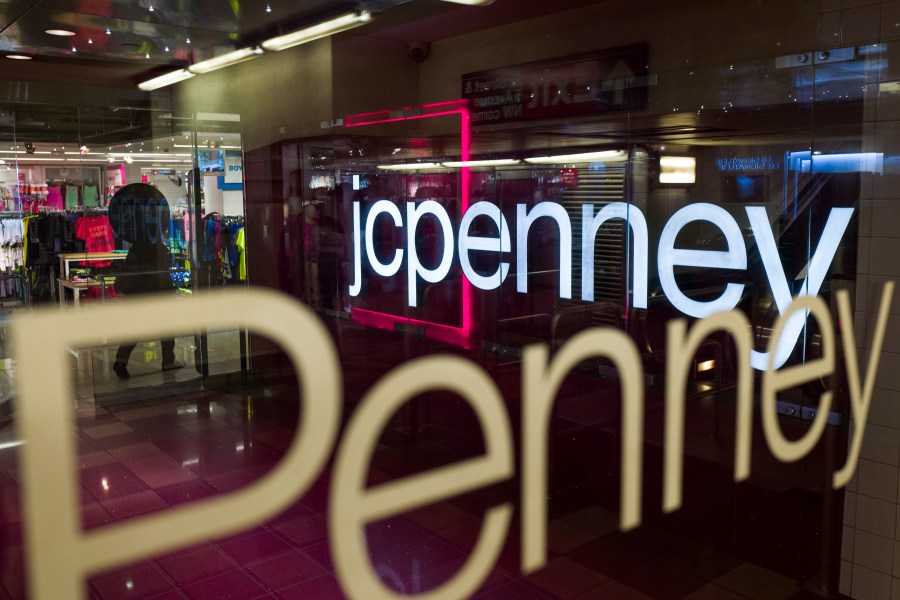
<box><xmin>0</xmin><ymin>103</ymin><xmax>249</xmax><ymax>406</ymax></box>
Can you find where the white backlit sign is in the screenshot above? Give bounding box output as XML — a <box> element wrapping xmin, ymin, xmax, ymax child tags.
<box><xmin>348</xmin><ymin>200</ymin><xmax>854</xmax><ymax>370</ymax></box>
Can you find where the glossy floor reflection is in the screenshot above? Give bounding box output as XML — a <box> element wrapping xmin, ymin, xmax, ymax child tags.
<box><xmin>0</xmin><ymin>320</ymin><xmax>837</xmax><ymax>599</ymax></box>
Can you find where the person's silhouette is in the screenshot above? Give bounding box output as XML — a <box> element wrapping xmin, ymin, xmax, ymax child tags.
<box><xmin>112</xmin><ymin>239</ymin><xmax>185</xmax><ymax>379</ymax></box>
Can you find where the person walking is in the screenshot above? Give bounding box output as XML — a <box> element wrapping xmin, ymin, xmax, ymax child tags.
<box><xmin>112</xmin><ymin>238</ymin><xmax>185</xmax><ymax>379</ymax></box>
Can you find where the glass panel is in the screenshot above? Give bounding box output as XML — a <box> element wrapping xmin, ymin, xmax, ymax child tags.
<box><xmin>189</xmin><ymin>113</ymin><xmax>248</xmax><ymax>380</ymax></box>
<box><xmin>0</xmin><ymin>1</ymin><xmax>890</xmax><ymax>598</ymax></box>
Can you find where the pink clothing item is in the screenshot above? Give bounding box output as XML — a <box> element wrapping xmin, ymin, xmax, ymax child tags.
<box><xmin>46</xmin><ymin>185</ymin><xmax>64</xmax><ymax>210</ymax></box>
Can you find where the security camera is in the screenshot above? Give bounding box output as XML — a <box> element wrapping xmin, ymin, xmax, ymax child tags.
<box><xmin>407</xmin><ymin>41</ymin><xmax>430</xmax><ymax>62</ymax></box>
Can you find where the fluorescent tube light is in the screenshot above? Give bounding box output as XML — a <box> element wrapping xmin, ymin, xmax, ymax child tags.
<box><xmin>172</xmin><ymin>144</ymin><xmax>241</xmax><ymax>149</ymax></box>
<box><xmin>377</xmin><ymin>163</ymin><xmax>444</xmax><ymax>171</ymax></box>
<box><xmin>138</xmin><ymin>69</ymin><xmax>195</xmax><ymax>91</ymax></box>
<box><xmin>261</xmin><ymin>11</ymin><xmax>373</xmax><ymax>52</ymax></box>
<box><xmin>524</xmin><ymin>150</ymin><xmax>626</xmax><ymax>164</ymax></box>
<box><xmin>15</xmin><ymin>157</ymin><xmax>67</xmax><ymax>162</ymax></box>
<box><xmin>188</xmin><ymin>47</ymin><xmax>265</xmax><ymax>74</ymax></box>
<box><xmin>138</xmin><ymin>12</ymin><xmax>373</xmax><ymax>91</ymax></box>
<box><xmin>195</xmin><ymin>112</ymin><xmax>241</xmax><ymax>122</ymax></box>
<box><xmin>441</xmin><ymin>159</ymin><xmax>521</xmax><ymax>168</ymax></box>
<box><xmin>437</xmin><ymin>0</ymin><xmax>495</xmax><ymax>4</ymax></box>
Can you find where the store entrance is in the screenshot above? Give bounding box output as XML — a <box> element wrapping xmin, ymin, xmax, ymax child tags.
<box><xmin>0</xmin><ymin>99</ymin><xmax>250</xmax><ymax>405</ymax></box>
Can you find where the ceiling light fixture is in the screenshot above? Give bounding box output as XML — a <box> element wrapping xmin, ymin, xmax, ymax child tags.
<box><xmin>266</xmin><ymin>3</ymin><xmax>272</xmax><ymax>12</ymax></box>
<box><xmin>87</xmin><ymin>38</ymin><xmax>93</xmax><ymax>44</ymax></box>
<box><xmin>377</xmin><ymin>163</ymin><xmax>444</xmax><ymax>171</ymax></box>
<box><xmin>138</xmin><ymin>11</ymin><xmax>374</xmax><ymax>91</ymax></box>
<box><xmin>260</xmin><ymin>11</ymin><xmax>372</xmax><ymax>52</ymax></box>
<box><xmin>523</xmin><ymin>150</ymin><xmax>626</xmax><ymax>164</ymax></box>
<box><xmin>185</xmin><ymin>36</ymin><xmax>191</xmax><ymax>44</ymax></box>
<box><xmin>441</xmin><ymin>158</ymin><xmax>522</xmax><ymax>168</ymax></box>
<box><xmin>105</xmin><ymin>27</ymin><xmax>111</xmax><ymax>35</ymax></box>
<box><xmin>5</xmin><ymin>54</ymin><xmax>32</xmax><ymax>60</ymax></box>
<box><xmin>437</xmin><ymin>0</ymin><xmax>495</xmax><ymax>3</ymax></box>
<box><xmin>45</xmin><ymin>29</ymin><xmax>76</xmax><ymax>36</ymax></box>
<box><xmin>137</xmin><ymin>68</ymin><xmax>195</xmax><ymax>91</ymax></box>
<box><xmin>187</xmin><ymin>46</ymin><xmax>265</xmax><ymax>74</ymax></box>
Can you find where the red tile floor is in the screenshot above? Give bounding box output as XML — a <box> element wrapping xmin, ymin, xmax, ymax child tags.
<box><xmin>0</xmin><ymin>324</ymin><xmax>844</xmax><ymax>599</ymax></box>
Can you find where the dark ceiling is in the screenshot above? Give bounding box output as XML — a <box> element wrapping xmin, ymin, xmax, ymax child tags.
<box><xmin>0</xmin><ymin>0</ymin><xmax>860</xmax><ymax>154</ymax></box>
<box><xmin>0</xmin><ymin>0</ymin><xmax>608</xmax><ymax>147</ymax></box>
<box><xmin>0</xmin><ymin>0</ymin><xmax>420</xmax><ymax>86</ymax></box>
<box><xmin>0</xmin><ymin>0</ymin><xmax>607</xmax><ymax>87</ymax></box>
<box><xmin>0</xmin><ymin>0</ymin><xmax>425</xmax><ymax>147</ymax></box>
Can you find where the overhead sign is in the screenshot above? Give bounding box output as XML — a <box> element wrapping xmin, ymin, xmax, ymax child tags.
<box><xmin>224</xmin><ymin>157</ymin><xmax>243</xmax><ymax>184</ymax></box>
<box><xmin>717</xmin><ymin>155</ymin><xmax>780</xmax><ymax>172</ymax></box>
<box><xmin>106</xmin><ymin>164</ymin><xmax>125</xmax><ymax>187</ymax></box>
<box><xmin>462</xmin><ymin>44</ymin><xmax>650</xmax><ymax>125</ymax></box>
<box><xmin>560</xmin><ymin>168</ymin><xmax>579</xmax><ymax>187</ymax></box>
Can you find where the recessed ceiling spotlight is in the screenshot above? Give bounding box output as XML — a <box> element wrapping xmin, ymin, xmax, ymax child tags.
<box><xmin>6</xmin><ymin>54</ymin><xmax>32</xmax><ymax>60</ymax></box>
<box><xmin>45</xmin><ymin>29</ymin><xmax>76</xmax><ymax>36</ymax></box>
<box><xmin>105</xmin><ymin>27</ymin><xmax>111</xmax><ymax>35</ymax></box>
<box><xmin>185</xmin><ymin>37</ymin><xmax>191</xmax><ymax>44</ymax></box>
<box><xmin>88</xmin><ymin>37</ymin><xmax>93</xmax><ymax>44</ymax></box>
<box><xmin>71</xmin><ymin>46</ymin><xmax>77</xmax><ymax>52</ymax></box>
<box><xmin>148</xmin><ymin>4</ymin><xmax>154</xmax><ymax>11</ymax></box>
<box><xmin>145</xmin><ymin>52</ymin><xmax>150</xmax><ymax>59</ymax></box>
<box><xmin>266</xmin><ymin>4</ymin><xmax>272</xmax><ymax>12</ymax></box>
<box><xmin>164</xmin><ymin>45</ymin><xmax>170</xmax><ymax>52</ymax></box>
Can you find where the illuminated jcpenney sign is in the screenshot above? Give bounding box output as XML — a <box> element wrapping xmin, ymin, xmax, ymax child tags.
<box><xmin>348</xmin><ymin>200</ymin><xmax>854</xmax><ymax>370</ymax></box>
<box><xmin>13</xmin><ymin>284</ymin><xmax>894</xmax><ymax>599</ymax></box>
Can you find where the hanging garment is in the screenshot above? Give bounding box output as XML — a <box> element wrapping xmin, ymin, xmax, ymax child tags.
<box><xmin>65</xmin><ymin>185</ymin><xmax>80</xmax><ymax>210</ymax></box>
<box><xmin>46</xmin><ymin>186</ymin><xmax>65</xmax><ymax>210</ymax></box>
<box><xmin>74</xmin><ymin>215</ymin><xmax>115</xmax><ymax>266</ymax></box>
<box><xmin>82</xmin><ymin>184</ymin><xmax>100</xmax><ymax>207</ymax></box>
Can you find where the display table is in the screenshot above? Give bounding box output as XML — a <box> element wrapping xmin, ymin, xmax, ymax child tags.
<box><xmin>57</xmin><ymin>252</ymin><xmax>126</xmax><ymax>307</ymax></box>
<box><xmin>57</xmin><ymin>278</ymin><xmax>117</xmax><ymax>308</ymax></box>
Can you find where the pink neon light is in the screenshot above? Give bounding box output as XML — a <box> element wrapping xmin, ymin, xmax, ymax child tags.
<box><xmin>345</xmin><ymin>100</ymin><xmax>470</xmax><ymax>128</ymax></box>
<box><xmin>344</xmin><ymin>100</ymin><xmax>474</xmax><ymax>346</ymax></box>
<box><xmin>351</xmin><ymin>308</ymin><xmax>476</xmax><ymax>348</ymax></box>
<box><xmin>346</xmin><ymin>110</ymin><xmax>472</xmax><ymax>128</ymax></box>
<box><xmin>460</xmin><ymin>107</ymin><xmax>472</xmax><ymax>334</ymax></box>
